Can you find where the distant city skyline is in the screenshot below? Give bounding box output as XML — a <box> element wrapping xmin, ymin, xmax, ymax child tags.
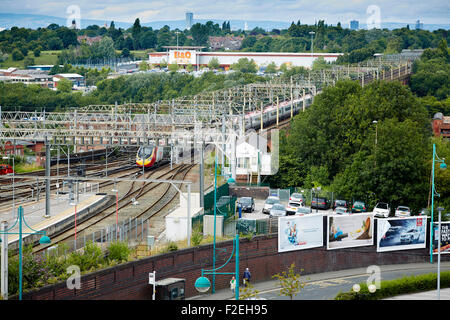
<box><xmin>1</xmin><ymin>0</ymin><xmax>449</xmax><ymax>25</ymax></box>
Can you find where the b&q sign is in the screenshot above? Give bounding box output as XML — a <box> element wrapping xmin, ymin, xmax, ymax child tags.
<box><xmin>169</xmin><ymin>50</ymin><xmax>196</xmax><ymax>65</ymax></box>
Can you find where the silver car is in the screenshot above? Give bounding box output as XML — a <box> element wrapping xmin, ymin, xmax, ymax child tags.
<box><xmin>269</xmin><ymin>203</ymin><xmax>286</xmax><ymax>218</ymax></box>
<box><xmin>395</xmin><ymin>206</ymin><xmax>411</xmax><ymax>217</ymax></box>
<box><xmin>263</xmin><ymin>196</ymin><xmax>280</xmax><ymax>214</ymax></box>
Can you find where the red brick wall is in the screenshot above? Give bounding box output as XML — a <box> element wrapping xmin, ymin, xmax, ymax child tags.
<box><xmin>21</xmin><ymin>230</ymin><xmax>448</xmax><ymax>300</ymax></box>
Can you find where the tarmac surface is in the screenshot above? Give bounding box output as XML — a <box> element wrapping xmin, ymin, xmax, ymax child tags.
<box><xmin>188</xmin><ymin>262</ymin><xmax>450</xmax><ymax>300</ymax></box>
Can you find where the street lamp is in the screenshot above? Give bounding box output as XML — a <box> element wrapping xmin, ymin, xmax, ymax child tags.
<box><xmin>195</xmin><ymin>233</ymin><xmax>240</xmax><ymax>300</ymax></box>
<box><xmin>430</xmin><ymin>143</ymin><xmax>446</xmax><ymax>263</ymax></box>
<box><xmin>0</xmin><ymin>206</ymin><xmax>51</xmax><ymax>300</ymax></box>
<box><xmin>436</xmin><ymin>207</ymin><xmax>444</xmax><ymax>300</ymax></box>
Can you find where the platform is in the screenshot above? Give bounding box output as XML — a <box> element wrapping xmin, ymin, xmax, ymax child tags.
<box><xmin>0</xmin><ymin>192</ymin><xmax>109</xmax><ymax>246</ymax></box>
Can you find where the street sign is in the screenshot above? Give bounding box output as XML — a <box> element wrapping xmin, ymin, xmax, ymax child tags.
<box><xmin>149</xmin><ymin>271</ymin><xmax>156</xmax><ymax>285</ymax></box>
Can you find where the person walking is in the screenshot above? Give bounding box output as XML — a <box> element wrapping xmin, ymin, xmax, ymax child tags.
<box><xmin>243</xmin><ymin>267</ymin><xmax>251</xmax><ymax>287</ymax></box>
<box><xmin>230</xmin><ymin>276</ymin><xmax>236</xmax><ymax>292</ymax></box>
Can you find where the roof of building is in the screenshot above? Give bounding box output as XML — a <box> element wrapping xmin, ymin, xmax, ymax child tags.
<box><xmin>55</xmin><ymin>73</ymin><xmax>84</xmax><ymax>78</ymax></box>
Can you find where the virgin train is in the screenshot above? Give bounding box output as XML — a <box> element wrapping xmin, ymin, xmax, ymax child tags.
<box><xmin>136</xmin><ymin>94</ymin><xmax>314</xmax><ymax>169</ymax></box>
<box><xmin>136</xmin><ymin>144</ymin><xmax>171</xmax><ymax>168</ymax></box>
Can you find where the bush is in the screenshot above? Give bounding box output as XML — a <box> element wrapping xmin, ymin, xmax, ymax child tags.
<box><xmin>106</xmin><ymin>241</ymin><xmax>131</xmax><ymax>262</ymax></box>
<box><xmin>66</xmin><ymin>241</ymin><xmax>104</xmax><ymax>272</ymax></box>
<box><xmin>12</xmin><ymin>48</ymin><xmax>24</xmax><ymax>61</ymax></box>
<box><xmin>334</xmin><ymin>271</ymin><xmax>450</xmax><ymax>300</ymax></box>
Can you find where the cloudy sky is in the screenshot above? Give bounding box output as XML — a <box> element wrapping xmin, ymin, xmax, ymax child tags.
<box><xmin>1</xmin><ymin>0</ymin><xmax>449</xmax><ymax>24</ymax></box>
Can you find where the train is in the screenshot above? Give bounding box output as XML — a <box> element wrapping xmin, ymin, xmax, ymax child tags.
<box><xmin>136</xmin><ymin>94</ymin><xmax>314</xmax><ymax>169</ymax></box>
<box><xmin>136</xmin><ymin>144</ymin><xmax>171</xmax><ymax>168</ymax></box>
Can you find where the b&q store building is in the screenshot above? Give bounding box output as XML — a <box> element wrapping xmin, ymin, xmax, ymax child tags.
<box><xmin>148</xmin><ymin>46</ymin><xmax>343</xmax><ymax>70</ymax></box>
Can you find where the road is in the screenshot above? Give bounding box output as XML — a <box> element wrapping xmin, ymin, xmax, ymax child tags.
<box><xmin>189</xmin><ymin>262</ymin><xmax>450</xmax><ymax>300</ymax></box>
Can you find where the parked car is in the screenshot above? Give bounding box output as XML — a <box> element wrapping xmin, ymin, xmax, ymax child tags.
<box><xmin>333</xmin><ymin>199</ymin><xmax>347</xmax><ymax>210</ymax></box>
<box><xmin>373</xmin><ymin>202</ymin><xmax>390</xmax><ymax>218</ymax></box>
<box><xmin>334</xmin><ymin>206</ymin><xmax>349</xmax><ymax>215</ymax></box>
<box><xmin>269</xmin><ymin>203</ymin><xmax>287</xmax><ymax>218</ymax></box>
<box><xmin>311</xmin><ymin>197</ymin><xmax>330</xmax><ymax>210</ymax></box>
<box><xmin>419</xmin><ymin>208</ymin><xmax>429</xmax><ymax>216</ymax></box>
<box><xmin>351</xmin><ymin>201</ymin><xmax>367</xmax><ymax>213</ymax></box>
<box><xmin>286</xmin><ymin>201</ymin><xmax>304</xmax><ymax>215</ymax></box>
<box><xmin>296</xmin><ymin>206</ymin><xmax>312</xmax><ymax>215</ymax></box>
<box><xmin>289</xmin><ymin>193</ymin><xmax>305</xmax><ymax>204</ymax></box>
<box><xmin>263</xmin><ymin>196</ymin><xmax>280</xmax><ymax>214</ymax></box>
<box><xmin>237</xmin><ymin>197</ymin><xmax>255</xmax><ymax>213</ymax></box>
<box><xmin>395</xmin><ymin>206</ymin><xmax>411</xmax><ymax>217</ymax></box>
<box><xmin>400</xmin><ymin>228</ymin><xmax>420</xmax><ymax>243</ymax></box>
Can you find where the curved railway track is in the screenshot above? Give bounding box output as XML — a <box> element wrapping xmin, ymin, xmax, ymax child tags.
<box><xmin>32</xmin><ymin>163</ymin><xmax>196</xmax><ymax>254</ymax></box>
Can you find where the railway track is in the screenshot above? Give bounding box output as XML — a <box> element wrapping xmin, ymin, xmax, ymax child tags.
<box><xmin>32</xmin><ymin>163</ymin><xmax>196</xmax><ymax>254</ymax></box>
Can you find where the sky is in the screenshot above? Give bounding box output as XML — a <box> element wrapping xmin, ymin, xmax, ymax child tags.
<box><xmin>1</xmin><ymin>0</ymin><xmax>449</xmax><ymax>25</ymax></box>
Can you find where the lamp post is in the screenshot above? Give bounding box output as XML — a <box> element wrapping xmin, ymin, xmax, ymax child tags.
<box><xmin>0</xmin><ymin>206</ymin><xmax>51</xmax><ymax>300</ymax></box>
<box><xmin>195</xmin><ymin>233</ymin><xmax>240</xmax><ymax>300</ymax></box>
<box><xmin>430</xmin><ymin>143</ymin><xmax>447</xmax><ymax>263</ymax></box>
<box><xmin>436</xmin><ymin>207</ymin><xmax>444</xmax><ymax>300</ymax></box>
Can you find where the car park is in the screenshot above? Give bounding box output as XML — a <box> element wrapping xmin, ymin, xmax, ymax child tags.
<box><xmin>311</xmin><ymin>197</ymin><xmax>330</xmax><ymax>210</ymax></box>
<box><xmin>286</xmin><ymin>201</ymin><xmax>303</xmax><ymax>215</ymax></box>
<box><xmin>289</xmin><ymin>193</ymin><xmax>305</xmax><ymax>204</ymax></box>
<box><xmin>263</xmin><ymin>196</ymin><xmax>280</xmax><ymax>214</ymax></box>
<box><xmin>334</xmin><ymin>206</ymin><xmax>349</xmax><ymax>215</ymax></box>
<box><xmin>269</xmin><ymin>203</ymin><xmax>287</xmax><ymax>218</ymax></box>
<box><xmin>395</xmin><ymin>206</ymin><xmax>411</xmax><ymax>217</ymax></box>
<box><xmin>373</xmin><ymin>202</ymin><xmax>390</xmax><ymax>218</ymax></box>
<box><xmin>351</xmin><ymin>201</ymin><xmax>367</xmax><ymax>213</ymax></box>
<box><xmin>296</xmin><ymin>206</ymin><xmax>312</xmax><ymax>215</ymax></box>
<box><xmin>333</xmin><ymin>199</ymin><xmax>347</xmax><ymax>210</ymax></box>
<box><xmin>237</xmin><ymin>197</ymin><xmax>255</xmax><ymax>213</ymax></box>
<box><xmin>400</xmin><ymin>228</ymin><xmax>420</xmax><ymax>243</ymax></box>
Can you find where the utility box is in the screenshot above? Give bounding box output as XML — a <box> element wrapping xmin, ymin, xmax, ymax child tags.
<box><xmin>154</xmin><ymin>278</ymin><xmax>186</xmax><ymax>300</ymax></box>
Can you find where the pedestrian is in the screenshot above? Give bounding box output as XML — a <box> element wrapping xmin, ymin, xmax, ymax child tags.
<box><xmin>230</xmin><ymin>276</ymin><xmax>236</xmax><ymax>292</ymax></box>
<box><xmin>243</xmin><ymin>267</ymin><xmax>251</xmax><ymax>287</ymax></box>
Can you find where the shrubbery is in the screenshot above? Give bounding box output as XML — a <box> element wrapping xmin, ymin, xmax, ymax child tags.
<box><xmin>334</xmin><ymin>271</ymin><xmax>450</xmax><ymax>300</ymax></box>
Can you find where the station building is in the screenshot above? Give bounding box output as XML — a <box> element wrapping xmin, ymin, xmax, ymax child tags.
<box><xmin>148</xmin><ymin>46</ymin><xmax>343</xmax><ymax>70</ymax></box>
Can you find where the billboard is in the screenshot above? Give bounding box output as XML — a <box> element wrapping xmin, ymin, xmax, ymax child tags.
<box><xmin>327</xmin><ymin>213</ymin><xmax>374</xmax><ymax>250</ymax></box>
<box><xmin>377</xmin><ymin>217</ymin><xmax>427</xmax><ymax>252</ymax></box>
<box><xmin>433</xmin><ymin>222</ymin><xmax>450</xmax><ymax>255</ymax></box>
<box><xmin>169</xmin><ymin>50</ymin><xmax>196</xmax><ymax>65</ymax></box>
<box><xmin>278</xmin><ymin>214</ymin><xmax>323</xmax><ymax>253</ymax></box>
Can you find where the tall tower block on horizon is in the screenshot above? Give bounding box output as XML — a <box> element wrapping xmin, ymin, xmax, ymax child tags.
<box><xmin>186</xmin><ymin>12</ymin><xmax>193</xmax><ymax>30</ymax></box>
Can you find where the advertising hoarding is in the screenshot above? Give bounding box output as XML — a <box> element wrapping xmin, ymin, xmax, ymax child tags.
<box><xmin>377</xmin><ymin>217</ymin><xmax>427</xmax><ymax>252</ymax></box>
<box><xmin>433</xmin><ymin>222</ymin><xmax>450</xmax><ymax>255</ymax></box>
<box><xmin>327</xmin><ymin>213</ymin><xmax>374</xmax><ymax>250</ymax></box>
<box><xmin>168</xmin><ymin>50</ymin><xmax>196</xmax><ymax>65</ymax></box>
<box><xmin>278</xmin><ymin>214</ymin><xmax>323</xmax><ymax>253</ymax></box>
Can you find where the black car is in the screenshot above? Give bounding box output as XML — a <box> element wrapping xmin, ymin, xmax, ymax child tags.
<box><xmin>311</xmin><ymin>197</ymin><xmax>330</xmax><ymax>210</ymax></box>
<box><xmin>237</xmin><ymin>197</ymin><xmax>255</xmax><ymax>213</ymax></box>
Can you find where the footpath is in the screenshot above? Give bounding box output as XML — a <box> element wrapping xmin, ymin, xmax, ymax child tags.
<box><xmin>187</xmin><ymin>262</ymin><xmax>450</xmax><ymax>300</ymax></box>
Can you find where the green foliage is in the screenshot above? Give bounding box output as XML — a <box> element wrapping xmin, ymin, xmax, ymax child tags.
<box><xmin>11</xmin><ymin>48</ymin><xmax>24</xmax><ymax>61</ymax></box>
<box><xmin>231</xmin><ymin>58</ymin><xmax>257</xmax><ymax>73</ymax></box>
<box><xmin>57</xmin><ymin>78</ymin><xmax>73</xmax><ymax>93</ymax></box>
<box><xmin>272</xmin><ymin>263</ymin><xmax>306</xmax><ymax>300</ymax></box>
<box><xmin>67</xmin><ymin>241</ymin><xmax>104</xmax><ymax>272</ymax></box>
<box><xmin>334</xmin><ymin>271</ymin><xmax>450</xmax><ymax>300</ymax></box>
<box><xmin>191</xmin><ymin>223</ymin><xmax>203</xmax><ymax>246</ymax></box>
<box><xmin>208</xmin><ymin>57</ymin><xmax>220</xmax><ymax>70</ymax></box>
<box><xmin>106</xmin><ymin>241</ymin><xmax>131</xmax><ymax>262</ymax></box>
<box><xmin>239</xmin><ymin>282</ymin><xmax>260</xmax><ymax>300</ymax></box>
<box><xmin>166</xmin><ymin>241</ymin><xmax>178</xmax><ymax>252</ymax></box>
<box><xmin>267</xmin><ymin>80</ymin><xmax>431</xmax><ymax>211</ymax></box>
<box><xmin>265</xmin><ymin>62</ymin><xmax>277</xmax><ymax>74</ymax></box>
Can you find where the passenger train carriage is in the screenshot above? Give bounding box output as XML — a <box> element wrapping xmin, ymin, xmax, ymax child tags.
<box><xmin>136</xmin><ymin>144</ymin><xmax>171</xmax><ymax>168</ymax></box>
<box><xmin>136</xmin><ymin>93</ymin><xmax>314</xmax><ymax>169</ymax></box>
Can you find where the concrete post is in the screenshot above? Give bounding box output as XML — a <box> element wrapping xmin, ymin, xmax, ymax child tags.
<box><xmin>231</xmin><ymin>131</ymin><xmax>236</xmax><ymax>181</ymax></box>
<box><xmin>276</xmin><ymin>96</ymin><xmax>279</xmax><ymax>126</ymax></box>
<box><xmin>199</xmin><ymin>141</ymin><xmax>204</xmax><ymax>208</ymax></box>
<box><xmin>303</xmin><ymin>88</ymin><xmax>306</xmax><ymax>112</ymax></box>
<box><xmin>1</xmin><ymin>221</ymin><xmax>8</xmax><ymax>300</ymax></box>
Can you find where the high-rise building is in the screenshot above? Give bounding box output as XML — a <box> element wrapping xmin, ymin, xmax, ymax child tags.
<box><xmin>350</xmin><ymin>20</ymin><xmax>359</xmax><ymax>30</ymax></box>
<box><xmin>415</xmin><ymin>20</ymin><xmax>423</xmax><ymax>30</ymax></box>
<box><xmin>186</xmin><ymin>12</ymin><xmax>193</xmax><ymax>30</ymax></box>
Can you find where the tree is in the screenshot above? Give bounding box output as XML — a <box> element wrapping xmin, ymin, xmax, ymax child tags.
<box><xmin>239</xmin><ymin>282</ymin><xmax>260</xmax><ymax>300</ymax></box>
<box><xmin>168</xmin><ymin>63</ymin><xmax>179</xmax><ymax>73</ymax></box>
<box><xmin>208</xmin><ymin>57</ymin><xmax>220</xmax><ymax>70</ymax></box>
<box><xmin>132</xmin><ymin>18</ymin><xmax>142</xmax><ymax>40</ymax></box>
<box><xmin>231</xmin><ymin>58</ymin><xmax>257</xmax><ymax>73</ymax></box>
<box><xmin>272</xmin><ymin>263</ymin><xmax>306</xmax><ymax>300</ymax></box>
<box><xmin>11</xmin><ymin>48</ymin><xmax>24</xmax><ymax>61</ymax></box>
<box><xmin>57</xmin><ymin>78</ymin><xmax>73</xmax><ymax>92</ymax></box>
<box><xmin>139</xmin><ymin>61</ymin><xmax>149</xmax><ymax>71</ymax></box>
<box><xmin>265</xmin><ymin>62</ymin><xmax>277</xmax><ymax>74</ymax></box>
<box><xmin>91</xmin><ymin>36</ymin><xmax>116</xmax><ymax>59</ymax></box>
<box><xmin>190</xmin><ymin>23</ymin><xmax>209</xmax><ymax>46</ymax></box>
